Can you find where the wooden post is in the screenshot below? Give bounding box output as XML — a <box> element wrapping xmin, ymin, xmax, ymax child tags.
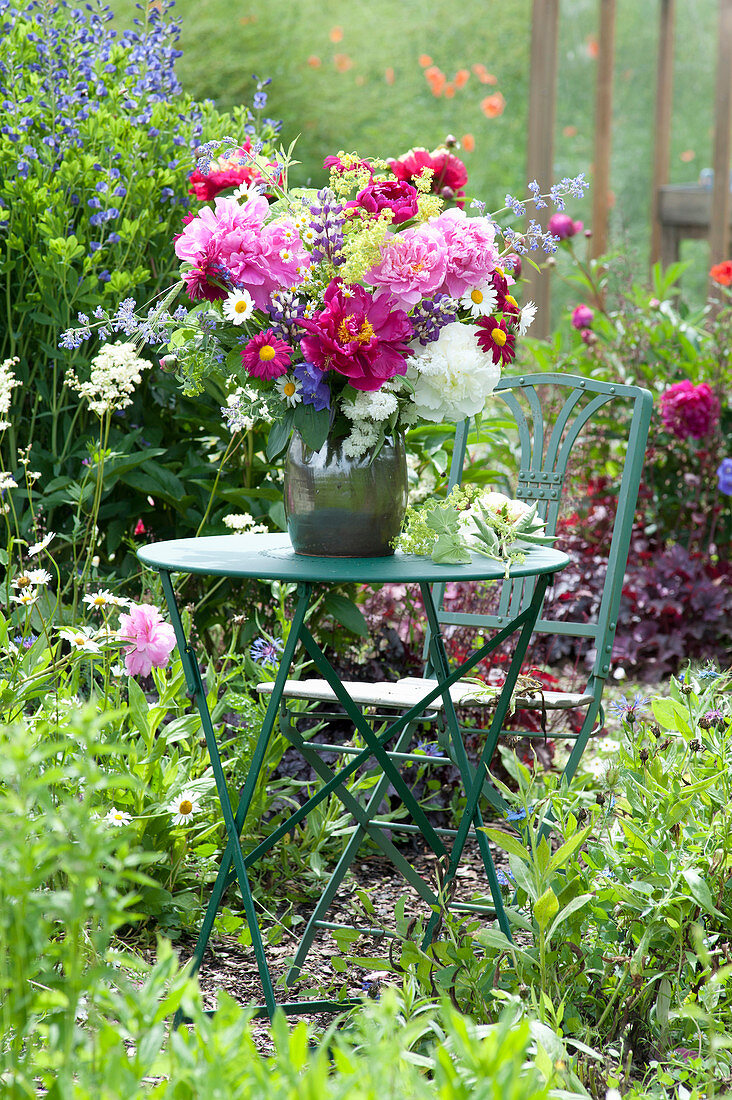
<box><xmin>591</xmin><ymin>0</ymin><xmax>617</xmax><ymax>258</ymax></box>
<box><xmin>709</xmin><ymin>0</ymin><xmax>732</xmax><ymax>270</ymax></box>
<box><xmin>525</xmin><ymin>0</ymin><xmax>560</xmax><ymax>338</ymax></box>
<box><xmin>650</xmin><ymin>0</ymin><xmax>675</xmax><ymax>269</ymax></box>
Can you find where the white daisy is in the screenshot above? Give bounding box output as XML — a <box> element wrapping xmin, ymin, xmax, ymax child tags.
<box><xmin>105</xmin><ymin>808</ymin><xmax>132</xmax><ymax>827</ymax></box>
<box><xmin>275</xmin><ymin>374</ymin><xmax>302</xmax><ymax>407</ymax></box>
<box><xmin>167</xmin><ymin>790</ymin><xmax>201</xmax><ymax>826</ymax></box>
<box><xmin>460</xmin><ymin>282</ymin><xmax>499</xmax><ymax>318</ymax></box>
<box><xmin>518</xmin><ymin>301</ymin><xmax>538</xmax><ymax>335</ymax></box>
<box><xmin>27</xmin><ymin>531</ymin><xmax>55</xmax><ymax>557</ymax></box>
<box><xmin>25</xmin><ymin>568</ymin><xmax>52</xmax><ymax>587</ymax></box>
<box><xmin>60</xmin><ymin>627</ymin><xmax>100</xmax><ymax>653</ymax></box>
<box><xmin>222</xmin><ymin>289</ymin><xmax>255</xmax><ymax>325</ymax></box>
<box><xmin>83</xmin><ymin>589</ymin><xmax>116</xmax><ymax>610</ymax></box>
<box><xmin>278</xmin><ymin>248</ymin><xmax>293</xmax><ymax>263</ymax></box>
<box><xmin>232</xmin><ymin>182</ymin><xmax>258</xmax><ymax>201</ymax></box>
<box><xmin>11</xmin><ymin>589</ymin><xmax>38</xmax><ymax>607</ymax></box>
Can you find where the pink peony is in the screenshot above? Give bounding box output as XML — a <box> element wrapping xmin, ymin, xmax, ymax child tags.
<box><xmin>348</xmin><ymin>179</ymin><xmax>420</xmax><ymax>225</ymax></box>
<box><xmin>389</xmin><ymin>147</ymin><xmax>468</xmax><ymax>205</ymax></box>
<box><xmin>174</xmin><ymin>195</ymin><xmax>309</xmax><ymax>309</ymax></box>
<box><xmin>571</xmin><ymin>303</ymin><xmax>594</xmax><ymax>329</ymax></box>
<box><xmin>118</xmin><ymin>604</ymin><xmax>176</xmax><ymax>678</ymax></box>
<box><xmin>659</xmin><ymin>380</ymin><xmax>720</xmax><ymax>440</ymax></box>
<box><xmin>429</xmin><ymin>208</ymin><xmax>500</xmax><ymax>299</ymax></box>
<box><xmin>548</xmin><ymin>213</ymin><xmax>583</xmax><ymax>240</ymax></box>
<box><xmin>366</xmin><ymin>223</ymin><xmax>448</xmax><ymax>308</ymax></box>
<box><xmin>299</xmin><ymin>280</ymin><xmax>413</xmax><ymax>391</ymax></box>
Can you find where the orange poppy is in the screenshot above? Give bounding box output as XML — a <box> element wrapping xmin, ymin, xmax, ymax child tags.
<box><xmin>710</xmin><ymin>260</ymin><xmax>732</xmax><ymax>286</ymax></box>
<box><xmin>480</xmin><ymin>92</ymin><xmax>505</xmax><ymax>118</ymax></box>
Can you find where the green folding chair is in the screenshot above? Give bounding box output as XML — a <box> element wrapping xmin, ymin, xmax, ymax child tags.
<box><xmin>259</xmin><ymin>372</ymin><xmax>652</xmax><ymax>972</ymax></box>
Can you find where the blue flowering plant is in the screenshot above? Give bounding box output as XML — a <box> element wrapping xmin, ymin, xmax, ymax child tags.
<box><xmin>0</xmin><ymin>0</ymin><xmax>282</xmax><ymax>587</ymax></box>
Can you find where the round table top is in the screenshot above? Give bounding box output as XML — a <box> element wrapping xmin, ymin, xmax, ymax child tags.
<box><xmin>138</xmin><ymin>533</ymin><xmax>569</xmax><ymax>585</ymax></box>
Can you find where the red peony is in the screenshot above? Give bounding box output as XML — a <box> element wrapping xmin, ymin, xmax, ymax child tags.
<box><xmin>389</xmin><ymin>146</ymin><xmax>468</xmax><ymax>205</ymax></box>
<box><xmin>659</xmin><ymin>380</ymin><xmax>720</xmax><ymax>440</ymax></box>
<box><xmin>710</xmin><ymin>260</ymin><xmax>732</xmax><ymax>286</ymax></box>
<box><xmin>189</xmin><ymin>140</ymin><xmax>282</xmax><ymax>201</ymax></box>
<box><xmin>299</xmin><ymin>280</ymin><xmax>414</xmax><ymax>391</ymax></box>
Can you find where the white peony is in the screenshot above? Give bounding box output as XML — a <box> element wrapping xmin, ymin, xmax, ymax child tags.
<box><xmin>407</xmin><ymin>322</ymin><xmax>501</xmax><ymax>424</ymax></box>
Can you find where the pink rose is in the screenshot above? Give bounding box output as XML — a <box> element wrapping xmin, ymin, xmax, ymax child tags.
<box><xmin>571</xmin><ymin>303</ymin><xmax>594</xmax><ymax>329</ymax></box>
<box><xmin>659</xmin><ymin>380</ymin><xmax>720</xmax><ymax>440</ymax></box>
<box><xmin>548</xmin><ymin>213</ymin><xmax>583</xmax><ymax>240</ymax></box>
<box><xmin>348</xmin><ymin>179</ymin><xmax>419</xmax><ymax>225</ymax></box>
<box><xmin>118</xmin><ymin>604</ymin><xmax>176</xmax><ymax>678</ymax></box>
<box><xmin>366</xmin><ymin>224</ymin><xmax>447</xmax><ymax>308</ymax></box>
<box><xmin>429</xmin><ymin>208</ymin><xmax>499</xmax><ymax>299</ymax></box>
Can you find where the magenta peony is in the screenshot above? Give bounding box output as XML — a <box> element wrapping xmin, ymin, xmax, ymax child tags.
<box><xmin>118</xmin><ymin>604</ymin><xmax>176</xmax><ymax>677</ymax></box>
<box><xmin>348</xmin><ymin>179</ymin><xmax>420</xmax><ymax>225</ymax></box>
<box><xmin>548</xmin><ymin>213</ymin><xmax>583</xmax><ymax>240</ymax></box>
<box><xmin>299</xmin><ymin>280</ymin><xmax>413</xmax><ymax>391</ymax></box>
<box><xmin>659</xmin><ymin>380</ymin><xmax>720</xmax><ymax>440</ymax></box>
<box><xmin>571</xmin><ymin>303</ymin><xmax>594</xmax><ymax>329</ymax></box>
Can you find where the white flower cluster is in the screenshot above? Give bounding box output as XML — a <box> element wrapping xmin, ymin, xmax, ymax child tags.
<box><xmin>65</xmin><ymin>342</ymin><xmax>151</xmax><ymax>416</ymax></box>
<box><xmin>222</xmin><ymin>513</ymin><xmax>269</xmax><ymax>533</ymax></box>
<box><xmin>407</xmin><ymin>322</ymin><xmax>501</xmax><ymax>424</ymax></box>
<box><xmin>341</xmin><ymin>380</ymin><xmax>416</xmax><ymax>460</ymax></box>
<box><xmin>221</xmin><ymin>384</ymin><xmax>272</xmax><ymax>435</ymax></box>
<box><xmin>0</xmin><ymin>356</ymin><xmax>20</xmax><ymax>430</ymax></box>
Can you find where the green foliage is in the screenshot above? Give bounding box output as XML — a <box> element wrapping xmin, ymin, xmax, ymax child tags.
<box><xmin>348</xmin><ymin>665</ymin><xmax>732</xmax><ymax>1092</ymax></box>
<box><xmin>0</xmin><ymin>1</ymin><xmax>283</xmax><ymax>593</ymax></box>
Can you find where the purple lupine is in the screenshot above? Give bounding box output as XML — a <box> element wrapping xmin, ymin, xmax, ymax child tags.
<box><xmin>409</xmin><ymin>295</ymin><xmax>458</xmax><ymax>345</ymax></box>
<box><xmin>309</xmin><ymin>188</ymin><xmax>345</xmax><ymax>265</ymax></box>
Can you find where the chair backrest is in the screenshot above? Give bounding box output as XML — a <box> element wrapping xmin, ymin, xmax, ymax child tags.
<box><xmin>428</xmin><ymin>372</ymin><xmax>653</xmax><ymax>697</ymax></box>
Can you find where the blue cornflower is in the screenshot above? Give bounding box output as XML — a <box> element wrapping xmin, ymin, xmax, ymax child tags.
<box><xmin>496</xmin><ymin>868</ymin><xmax>515</xmax><ymax>886</ymax></box>
<box><xmin>504</xmin><ymin>807</ymin><xmax>528</xmax><ymax>823</ymax></box>
<box><xmin>415</xmin><ymin>740</ymin><xmax>441</xmax><ymax>757</ymax></box>
<box><xmin>699</xmin><ymin>667</ymin><xmax>720</xmax><ymax>680</ymax></box>
<box><xmin>250</xmin><ymin>636</ymin><xmax>283</xmax><ymax>667</ymax></box>
<box><xmin>609</xmin><ymin>694</ymin><xmax>650</xmax><ymax>723</ymax></box>
<box><xmin>12</xmin><ymin>633</ymin><xmax>38</xmax><ymax>649</ymax></box>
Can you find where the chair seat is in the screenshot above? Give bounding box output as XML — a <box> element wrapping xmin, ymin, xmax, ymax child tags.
<box><xmin>256</xmin><ymin>676</ymin><xmax>595</xmax><ymax>712</ymax></box>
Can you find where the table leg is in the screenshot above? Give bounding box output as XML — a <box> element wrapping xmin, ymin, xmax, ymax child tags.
<box><xmin>158</xmin><ymin>571</ymin><xmax>312</xmax><ymax>1020</ymax></box>
<box><xmin>418</xmin><ymin>576</ymin><xmax>551</xmax><ymax>944</ymax></box>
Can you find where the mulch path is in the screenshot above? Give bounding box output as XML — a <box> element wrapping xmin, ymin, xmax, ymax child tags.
<box><xmin>172</xmin><ymin>835</ymin><xmax>501</xmax><ymax>1054</ymax></box>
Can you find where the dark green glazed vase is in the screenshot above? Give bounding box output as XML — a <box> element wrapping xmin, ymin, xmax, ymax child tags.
<box><xmin>284</xmin><ymin>431</ymin><xmax>408</xmax><ymax>557</ymax></box>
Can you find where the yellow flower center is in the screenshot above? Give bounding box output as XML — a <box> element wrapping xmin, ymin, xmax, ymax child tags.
<box><xmin>283</xmin><ymin>381</ymin><xmax>296</xmax><ymax>397</ymax></box>
<box><xmin>470</xmin><ymin>289</ymin><xmax>484</xmax><ymax>305</ymax></box>
<box><xmin>492</xmin><ymin>328</ymin><xmax>507</xmax><ymax>347</ymax></box>
<box><xmin>16</xmin><ymin>575</ymin><xmax>30</xmax><ymax>589</ymax></box>
<box><xmin>338</xmin><ymin>317</ymin><xmax>375</xmax><ymax>346</ymax></box>
<box><xmin>93</xmin><ymin>595</ymin><xmax>106</xmax><ymax>605</ymax></box>
<box><xmin>179</xmin><ymin>799</ymin><xmax>193</xmax><ymax>815</ymax></box>
<box><xmin>259</xmin><ymin>345</ymin><xmax>276</xmax><ymax>361</ymax></box>
<box><xmin>505</xmin><ymin>294</ymin><xmax>518</xmax><ymax>308</ymax></box>
<box><xmin>234</xmin><ymin>300</ymin><xmax>249</xmax><ymax>314</ymax></box>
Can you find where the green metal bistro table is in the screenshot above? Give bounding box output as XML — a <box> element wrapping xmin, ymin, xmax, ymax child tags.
<box><xmin>138</xmin><ymin>533</ymin><xmax>569</xmax><ymax>1020</ymax></box>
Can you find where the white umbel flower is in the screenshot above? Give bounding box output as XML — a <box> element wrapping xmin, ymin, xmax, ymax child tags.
<box><xmin>66</xmin><ymin>343</ymin><xmax>151</xmax><ymax>415</ymax></box>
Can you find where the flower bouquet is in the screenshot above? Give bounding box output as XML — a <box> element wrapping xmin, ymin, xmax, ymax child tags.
<box><xmin>64</xmin><ymin>140</ymin><xmax>586</xmax><ymax>551</ymax></box>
